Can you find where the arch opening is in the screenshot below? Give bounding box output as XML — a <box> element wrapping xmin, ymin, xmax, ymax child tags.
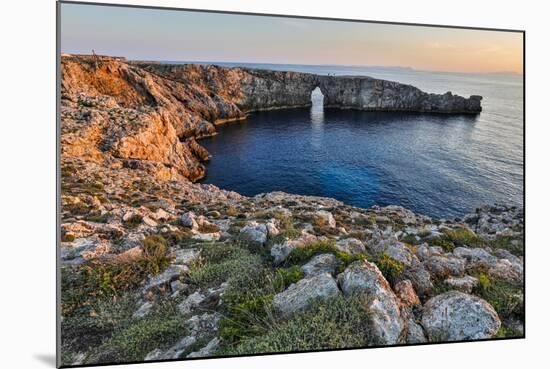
<box><xmin>310</xmin><ymin>86</ymin><xmax>325</xmax><ymax>125</ymax></box>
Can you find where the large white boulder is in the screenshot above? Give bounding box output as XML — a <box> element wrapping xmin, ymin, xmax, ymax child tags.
<box><xmin>421</xmin><ymin>291</ymin><xmax>501</xmax><ymax>341</ymax></box>
<box><xmin>338</xmin><ymin>260</ymin><xmax>404</xmax><ymax>344</ymax></box>
<box><xmin>272</xmin><ymin>273</ymin><xmax>340</xmax><ymax>317</ymax></box>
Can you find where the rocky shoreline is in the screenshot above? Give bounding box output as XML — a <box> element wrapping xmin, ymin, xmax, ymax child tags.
<box><xmin>60</xmin><ymin>55</ymin><xmax>522</xmax><ymax>366</ymax></box>
<box><xmin>61</xmin><ymin>55</ymin><xmax>482</xmax><ymax>182</ymax></box>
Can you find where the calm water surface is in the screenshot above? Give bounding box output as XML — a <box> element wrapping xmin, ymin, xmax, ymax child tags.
<box><xmin>198</xmin><ymin>63</ymin><xmax>523</xmax><ymax>218</ymax></box>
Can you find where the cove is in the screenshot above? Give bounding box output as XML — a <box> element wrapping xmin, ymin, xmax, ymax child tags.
<box><xmin>200</xmin><ymin>89</ymin><xmax>522</xmax><ymax>219</ymax></box>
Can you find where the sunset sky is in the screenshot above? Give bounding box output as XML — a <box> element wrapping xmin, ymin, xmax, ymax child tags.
<box><xmin>60</xmin><ymin>3</ymin><xmax>523</xmax><ymax>74</ymax></box>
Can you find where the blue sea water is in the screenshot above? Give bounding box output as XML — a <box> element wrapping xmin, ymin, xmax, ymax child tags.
<box><xmin>196</xmin><ymin>62</ymin><xmax>523</xmax><ymax>219</ymax></box>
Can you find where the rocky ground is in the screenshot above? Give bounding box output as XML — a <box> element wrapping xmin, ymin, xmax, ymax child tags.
<box><xmin>59</xmin><ymin>55</ymin><xmax>524</xmax><ymax>366</ymax></box>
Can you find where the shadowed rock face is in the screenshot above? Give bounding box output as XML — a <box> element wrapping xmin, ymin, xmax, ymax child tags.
<box><xmin>317</xmin><ymin>77</ymin><xmax>482</xmax><ymax>113</ymax></box>
<box><xmin>139</xmin><ymin>63</ymin><xmax>482</xmax><ymax>115</ymax></box>
<box><xmin>61</xmin><ymin>55</ymin><xmax>481</xmax><ymax>182</ymax></box>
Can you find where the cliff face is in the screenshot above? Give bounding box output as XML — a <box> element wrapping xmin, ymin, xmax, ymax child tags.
<box><xmin>139</xmin><ymin>62</ymin><xmax>482</xmax><ymax>114</ymax></box>
<box><xmin>62</xmin><ymin>55</ymin><xmax>482</xmax><ymax>183</ymax></box>
<box><xmin>317</xmin><ymin>76</ymin><xmax>482</xmax><ymax>113</ymax></box>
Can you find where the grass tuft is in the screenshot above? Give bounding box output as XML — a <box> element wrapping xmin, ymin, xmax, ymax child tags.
<box><xmin>220</xmin><ymin>294</ymin><xmax>371</xmax><ymax>355</ymax></box>
<box><xmin>373</xmin><ymin>253</ymin><xmax>404</xmax><ymax>285</ymax></box>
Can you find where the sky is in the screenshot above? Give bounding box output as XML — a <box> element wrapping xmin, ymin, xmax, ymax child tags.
<box><xmin>60</xmin><ymin>3</ymin><xmax>524</xmax><ymax>74</ymax></box>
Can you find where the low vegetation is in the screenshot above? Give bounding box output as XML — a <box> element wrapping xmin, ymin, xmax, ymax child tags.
<box><xmin>87</xmin><ymin>301</ymin><xmax>185</xmax><ymax>363</ymax></box>
<box><xmin>221</xmin><ymin>294</ymin><xmax>371</xmax><ymax>355</ymax></box>
<box><xmin>61</xmin><ymin>235</ymin><xmax>172</xmax><ymax>315</ymax></box>
<box><xmin>373</xmin><ymin>252</ymin><xmax>404</xmax><ymax>285</ymax></box>
<box><xmin>283</xmin><ymin>240</ymin><xmax>368</xmax><ymax>273</ymax></box>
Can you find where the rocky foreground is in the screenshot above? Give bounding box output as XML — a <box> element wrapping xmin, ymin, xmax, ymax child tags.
<box><xmin>60</xmin><ymin>55</ymin><xmax>521</xmax><ymax>366</ymax></box>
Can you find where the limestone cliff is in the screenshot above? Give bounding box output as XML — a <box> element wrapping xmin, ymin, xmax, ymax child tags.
<box><xmin>138</xmin><ymin>62</ymin><xmax>482</xmax><ymax>114</ymax></box>
<box><xmin>62</xmin><ymin>55</ymin><xmax>482</xmax><ymax>182</ymax></box>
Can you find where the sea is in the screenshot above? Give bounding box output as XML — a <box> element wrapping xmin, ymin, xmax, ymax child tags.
<box><xmin>173</xmin><ymin>61</ymin><xmax>523</xmax><ymax>219</ymax></box>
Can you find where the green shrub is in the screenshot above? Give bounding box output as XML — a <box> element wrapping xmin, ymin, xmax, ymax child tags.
<box><xmin>272</xmin><ymin>266</ymin><xmax>305</xmax><ymax>291</ymax></box>
<box><xmin>444</xmin><ymin>228</ymin><xmax>485</xmax><ymax>247</ymax></box>
<box><xmin>495</xmin><ymin>326</ymin><xmax>523</xmax><ymax>338</ymax></box>
<box><xmin>219</xmin><ymin>294</ymin><xmax>275</xmax><ymax>344</ymax></box>
<box><xmin>351</xmin><ymin>215</ymin><xmax>370</xmax><ymax>227</ymax></box>
<box><xmin>220</xmin><ymin>294</ymin><xmax>371</xmax><ymax>355</ymax></box>
<box><xmin>487</xmin><ymin>236</ymin><xmax>524</xmax><ymax>257</ymax></box>
<box><xmin>199</xmin><ymin>242</ymin><xmax>244</xmax><ymax>263</ymax></box>
<box><xmin>187</xmin><ymin>248</ymin><xmax>263</xmax><ymax>288</ymax></box>
<box><xmin>216</xmin><ymin>263</ymin><xmax>281</xmax><ymax>346</ymax></box>
<box><xmin>373</xmin><ymin>253</ymin><xmax>404</xmax><ymax>284</ymax></box>
<box><xmin>401</xmin><ymin>234</ymin><xmax>421</xmax><ymax>245</ymax></box>
<box><xmin>87</xmin><ymin>303</ymin><xmax>185</xmax><ymax>364</ymax></box>
<box><xmin>62</xmin><ymin>235</ymin><xmax>172</xmax><ymax>313</ymax></box>
<box><xmin>429</xmin><ymin>280</ymin><xmax>454</xmax><ymax>297</ymax></box>
<box><xmin>278</xmin><ymin>217</ymin><xmax>300</xmax><ymax>238</ymax></box>
<box><xmin>284</xmin><ymin>240</ymin><xmax>367</xmax><ymax>273</ymax></box>
<box><xmin>225</xmin><ymin>205</ymin><xmax>239</xmax><ymax>217</ymax></box>
<box><xmin>429</xmin><ymin>235</ymin><xmax>455</xmax><ymax>252</ymax></box>
<box><xmin>61</xmin><ymin>294</ymin><xmax>136</xmax><ymax>352</ymax></box>
<box><xmin>284</xmin><ymin>240</ymin><xmax>338</xmax><ymax>265</ymax></box>
<box><xmin>367</xmin><ymin>213</ymin><xmax>377</xmax><ymax>225</ymax></box>
<box><xmin>140</xmin><ymin>235</ymin><xmax>172</xmax><ymax>275</ymax></box>
<box><xmin>478</xmin><ymin>272</ymin><xmax>491</xmax><ymax>290</ymax></box>
<box><xmin>475</xmin><ymin>277</ymin><xmax>523</xmax><ymax>322</ymax></box>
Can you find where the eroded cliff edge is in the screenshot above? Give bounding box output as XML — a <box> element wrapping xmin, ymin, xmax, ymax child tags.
<box><xmin>61</xmin><ymin>55</ymin><xmax>481</xmax><ymax>183</ymax></box>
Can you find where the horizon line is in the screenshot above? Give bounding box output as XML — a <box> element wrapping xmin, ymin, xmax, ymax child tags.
<box><xmin>62</xmin><ymin>52</ymin><xmax>523</xmax><ymax>76</ymax></box>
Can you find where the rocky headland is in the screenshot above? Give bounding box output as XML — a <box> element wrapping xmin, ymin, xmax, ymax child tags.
<box><xmin>60</xmin><ymin>55</ymin><xmax>521</xmax><ymax>366</ymax></box>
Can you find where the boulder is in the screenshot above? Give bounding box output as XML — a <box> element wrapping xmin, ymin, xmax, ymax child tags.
<box><xmin>186</xmin><ymin>338</ymin><xmax>220</xmax><ymax>358</ymax></box>
<box><xmin>406</xmin><ymin>318</ymin><xmax>427</xmax><ymax>344</ymax></box>
<box><xmin>266</xmin><ymin>221</ymin><xmax>280</xmax><ymax>237</ymax></box>
<box><xmin>239</xmin><ymin>221</ymin><xmax>268</xmax><ymax>244</ymax></box>
<box><xmin>453</xmin><ymin>247</ymin><xmax>522</xmax><ymax>281</ymax></box>
<box><xmin>271</xmin><ymin>242</ymin><xmax>293</xmax><ymax>265</ymax></box>
<box><xmin>181</xmin><ymin>211</ymin><xmax>199</xmax><ymax>230</ymax></box>
<box><xmin>400</xmin><ymin>264</ymin><xmax>433</xmax><ymax>298</ymax></box>
<box><xmin>273</xmin><ymin>273</ymin><xmax>340</xmax><ymax>317</ymax></box>
<box><xmin>144</xmin><ymin>349</ymin><xmax>164</xmax><ymax>361</ymax></box>
<box><xmin>152</xmin><ymin>336</ymin><xmax>196</xmax><ymax>360</ymax></box>
<box><xmin>170</xmin><ymin>280</ymin><xmax>188</xmax><ymax>294</ymax></box>
<box><xmin>270</xmin><ymin>231</ymin><xmax>318</xmax><ymax>265</ymax></box>
<box><xmin>488</xmin><ymin>259</ymin><xmax>523</xmax><ymax>281</ymax></box>
<box><xmin>186</xmin><ymin>312</ymin><xmax>221</xmax><ymax>336</ymax></box>
<box><xmin>301</xmin><ymin>253</ymin><xmax>338</xmax><ymax>277</ymax></box>
<box><xmin>314</xmin><ymin>210</ymin><xmax>336</xmax><ymax>228</ymax></box>
<box><xmin>61</xmin><ymin>237</ymin><xmax>111</xmax><ymax>265</ymax></box>
<box><xmin>132</xmin><ymin>301</ymin><xmax>153</xmax><ymax>319</ymax></box>
<box><xmin>192</xmin><ymin>232</ymin><xmax>220</xmax><ymax>242</ymax></box>
<box><xmin>394</xmin><ymin>279</ymin><xmax>420</xmax><ymax>307</ymax></box>
<box><xmin>444</xmin><ymin>276</ymin><xmax>479</xmax><ymax>293</ymax></box>
<box><xmin>385</xmin><ymin>242</ymin><xmax>419</xmax><ymax>267</ymax></box>
<box><xmin>142</xmin><ymin>265</ymin><xmax>186</xmax><ymax>293</ymax></box>
<box><xmin>453</xmin><ymin>247</ymin><xmax>497</xmax><ymax>266</ymax></box>
<box><xmin>336</xmin><ymin>238</ymin><xmax>366</xmax><ymax>255</ymax></box>
<box><xmin>142</xmin><ymin>216</ymin><xmax>158</xmax><ymax>227</ymax></box>
<box><xmin>424</xmin><ymin>255</ymin><xmax>465</xmax><ymax>278</ymax></box>
<box><xmin>152</xmin><ymin>208</ymin><xmax>171</xmax><ymax>221</ymax></box>
<box><xmin>178</xmin><ymin>291</ymin><xmax>205</xmax><ymax>315</ymax></box>
<box><xmin>421</xmin><ymin>291</ymin><xmax>501</xmax><ymax>341</ymax></box>
<box><xmin>338</xmin><ymin>261</ymin><xmax>404</xmax><ymax>344</ymax></box>
<box><xmin>174</xmin><ymin>249</ymin><xmax>201</xmax><ymax>265</ymax></box>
